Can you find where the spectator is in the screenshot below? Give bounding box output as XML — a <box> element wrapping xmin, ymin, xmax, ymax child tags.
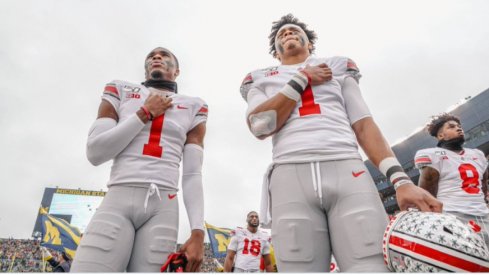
<box><xmin>41</xmin><ymin>247</ymin><xmax>71</xmax><ymax>272</ymax></box>
<box><xmin>0</xmin><ymin>238</ymin><xmax>225</xmax><ymax>272</ymax></box>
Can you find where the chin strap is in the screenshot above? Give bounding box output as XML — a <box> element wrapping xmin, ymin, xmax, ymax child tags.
<box><xmin>142</xmin><ymin>79</ymin><xmax>178</xmax><ymax>93</ymax></box>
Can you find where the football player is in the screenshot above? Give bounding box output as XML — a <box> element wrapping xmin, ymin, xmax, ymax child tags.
<box><xmin>71</xmin><ymin>47</ymin><xmax>207</xmax><ymax>272</ymax></box>
<box><xmin>224</xmin><ymin>212</ymin><xmax>274</xmax><ymax>272</ymax></box>
<box><xmin>239</xmin><ymin>14</ymin><xmax>442</xmax><ymax>272</ymax></box>
<box><xmin>415</xmin><ymin>113</ymin><xmax>489</xmax><ymax>247</ymax></box>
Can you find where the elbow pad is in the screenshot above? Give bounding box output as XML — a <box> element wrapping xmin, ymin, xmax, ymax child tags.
<box><xmin>182</xmin><ymin>144</ymin><xmax>205</xmax><ymax>231</ymax></box>
<box><xmin>86</xmin><ymin>115</ymin><xmax>145</xmax><ymax>166</ymax></box>
<box><xmin>249</xmin><ymin>110</ymin><xmax>277</xmax><ymax>137</ymax></box>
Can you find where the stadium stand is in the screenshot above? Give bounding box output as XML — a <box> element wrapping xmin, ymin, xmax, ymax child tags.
<box><xmin>0</xmin><ymin>238</ymin><xmax>43</xmax><ymax>272</ymax></box>
<box><xmin>0</xmin><ymin>238</ymin><xmax>223</xmax><ymax>272</ymax></box>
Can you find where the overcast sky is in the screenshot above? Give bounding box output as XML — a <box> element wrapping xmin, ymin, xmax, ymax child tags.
<box><xmin>1</xmin><ymin>0</ymin><xmax>489</xmax><ymax>243</ymax></box>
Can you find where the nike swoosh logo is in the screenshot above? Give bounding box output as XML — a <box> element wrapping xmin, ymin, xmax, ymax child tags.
<box><xmin>168</xmin><ymin>194</ymin><xmax>177</xmax><ymax>200</ymax></box>
<box><xmin>352</xmin><ymin>170</ymin><xmax>365</xmax><ymax>178</ymax></box>
<box><xmin>176</xmin><ymin>105</ymin><xmax>188</xmax><ymax>109</ymax></box>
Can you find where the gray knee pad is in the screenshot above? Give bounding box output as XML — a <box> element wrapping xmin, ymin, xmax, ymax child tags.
<box><xmin>275</xmin><ymin>217</ymin><xmax>315</xmax><ymax>263</ymax></box>
<box><xmin>145</xmin><ymin>225</ymin><xmax>178</xmax><ymax>265</ymax></box>
<box><xmin>342</xmin><ymin>210</ymin><xmax>383</xmax><ymax>257</ymax></box>
<box><xmin>72</xmin><ymin>212</ymin><xmax>133</xmax><ymax>272</ymax></box>
<box><xmin>82</xmin><ymin>214</ymin><xmax>128</xmax><ymax>252</ymax></box>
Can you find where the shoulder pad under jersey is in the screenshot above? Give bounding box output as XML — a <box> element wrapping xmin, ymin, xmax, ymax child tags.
<box><xmin>414</xmin><ymin>148</ymin><xmax>438</xmax><ymax>168</ymax></box>
<box><xmin>239</xmin><ymin>66</ymin><xmax>275</xmax><ymax>101</ymax></box>
<box><xmin>325</xmin><ymin>56</ymin><xmax>362</xmax><ymax>83</ymax></box>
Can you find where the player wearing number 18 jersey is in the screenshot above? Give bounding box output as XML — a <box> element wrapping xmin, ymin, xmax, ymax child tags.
<box><xmin>240</xmin><ymin>14</ymin><xmax>442</xmax><ymax>272</ymax></box>
<box><xmin>415</xmin><ymin>113</ymin><xmax>489</xmax><ymax>248</ymax></box>
<box><xmin>72</xmin><ymin>47</ymin><xmax>207</xmax><ymax>272</ymax></box>
<box><xmin>224</xmin><ymin>212</ymin><xmax>273</xmax><ymax>272</ymax></box>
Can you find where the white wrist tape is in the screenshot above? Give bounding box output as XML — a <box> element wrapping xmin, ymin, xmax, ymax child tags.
<box><xmin>182</xmin><ymin>144</ymin><xmax>205</xmax><ymax>231</ymax></box>
<box><xmin>279</xmin><ymin>72</ymin><xmax>309</xmax><ymax>102</ymax></box>
<box><xmin>379</xmin><ymin>157</ymin><xmax>412</xmax><ymax>190</ymax></box>
<box><xmin>86</xmin><ymin>115</ymin><xmax>145</xmax><ymax>166</ymax></box>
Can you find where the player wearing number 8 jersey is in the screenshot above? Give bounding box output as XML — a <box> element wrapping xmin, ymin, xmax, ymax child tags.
<box><xmin>240</xmin><ymin>14</ymin><xmax>442</xmax><ymax>272</ymax></box>
<box><xmin>71</xmin><ymin>47</ymin><xmax>207</xmax><ymax>272</ymax></box>
<box><xmin>415</xmin><ymin>113</ymin><xmax>489</xmax><ymax>248</ymax></box>
<box><xmin>224</xmin><ymin>212</ymin><xmax>274</xmax><ymax>272</ymax></box>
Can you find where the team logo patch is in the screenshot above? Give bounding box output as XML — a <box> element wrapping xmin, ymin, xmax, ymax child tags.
<box><xmin>126</xmin><ymin>92</ymin><xmax>141</xmax><ymax>99</ymax></box>
<box><xmin>263</xmin><ymin>66</ymin><xmax>279</xmax><ymax>77</ymax></box>
<box><xmin>266</xmin><ymin>71</ymin><xmax>279</xmax><ymax>77</ymax></box>
<box><xmin>120</xmin><ymin>85</ymin><xmax>141</xmax><ymax>99</ymax></box>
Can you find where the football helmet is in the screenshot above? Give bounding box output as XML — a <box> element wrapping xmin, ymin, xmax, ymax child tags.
<box><xmin>383</xmin><ymin>210</ymin><xmax>489</xmax><ymax>272</ymax></box>
<box><xmin>160</xmin><ymin>252</ymin><xmax>187</xmax><ymax>272</ymax></box>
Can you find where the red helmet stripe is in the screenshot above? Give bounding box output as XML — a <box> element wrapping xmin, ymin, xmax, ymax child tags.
<box><xmin>389</xmin><ymin>235</ymin><xmax>489</xmax><ymax>272</ymax></box>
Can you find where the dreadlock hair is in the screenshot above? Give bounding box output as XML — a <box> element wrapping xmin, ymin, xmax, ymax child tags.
<box><xmin>427</xmin><ymin>113</ymin><xmax>461</xmax><ymax>137</ymax></box>
<box><xmin>268</xmin><ymin>14</ymin><xmax>317</xmax><ymax>58</ymax></box>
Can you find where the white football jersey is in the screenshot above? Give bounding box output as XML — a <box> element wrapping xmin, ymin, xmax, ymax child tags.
<box><xmin>240</xmin><ymin>56</ymin><xmax>369</xmax><ymax>163</ymax></box>
<box><xmin>101</xmin><ymin>80</ymin><xmax>208</xmax><ymax>190</ymax></box>
<box><xmin>415</xmin><ymin>147</ymin><xmax>488</xmax><ymax>216</ymax></box>
<box><xmin>227</xmin><ymin>227</ymin><xmax>271</xmax><ymax>271</ymax></box>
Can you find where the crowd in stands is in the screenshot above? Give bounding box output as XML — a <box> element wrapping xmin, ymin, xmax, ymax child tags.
<box><xmin>0</xmin><ymin>238</ymin><xmax>43</xmax><ymax>272</ymax></box>
<box><xmin>176</xmin><ymin>243</ymin><xmax>223</xmax><ymax>272</ymax></box>
<box><xmin>0</xmin><ymin>238</ymin><xmax>222</xmax><ymax>272</ymax></box>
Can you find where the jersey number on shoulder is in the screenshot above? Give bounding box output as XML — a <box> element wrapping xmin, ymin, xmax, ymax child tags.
<box><xmin>459</xmin><ymin>163</ymin><xmax>480</xmax><ymax>194</ymax></box>
<box><xmin>143</xmin><ymin>115</ymin><xmax>165</xmax><ymax>158</ymax></box>
<box><xmin>242</xmin><ymin>238</ymin><xmax>261</xmax><ymax>256</ymax></box>
<box><xmin>299</xmin><ymin>85</ymin><xmax>321</xmax><ymax>116</ymax></box>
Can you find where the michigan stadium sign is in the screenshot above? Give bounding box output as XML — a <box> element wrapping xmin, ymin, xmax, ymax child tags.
<box><xmin>32</xmin><ymin>187</ymin><xmax>106</xmax><ymax>237</ymax></box>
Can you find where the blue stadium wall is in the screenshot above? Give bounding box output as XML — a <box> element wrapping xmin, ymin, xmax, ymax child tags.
<box><xmin>366</xmin><ymin>88</ymin><xmax>489</xmax><ymax>214</ymax></box>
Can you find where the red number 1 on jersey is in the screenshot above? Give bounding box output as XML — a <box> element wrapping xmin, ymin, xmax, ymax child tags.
<box><xmin>299</xmin><ymin>85</ymin><xmax>321</xmax><ymax>116</ymax></box>
<box><xmin>143</xmin><ymin>114</ymin><xmax>165</xmax><ymax>158</ymax></box>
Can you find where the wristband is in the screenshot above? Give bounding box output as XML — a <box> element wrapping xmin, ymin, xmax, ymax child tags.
<box><xmin>379</xmin><ymin>157</ymin><xmax>412</xmax><ymax>190</ymax></box>
<box><xmin>140</xmin><ymin>106</ymin><xmax>153</xmax><ymax>121</ymax></box>
<box><xmin>279</xmin><ymin>72</ymin><xmax>309</xmax><ymax>102</ymax></box>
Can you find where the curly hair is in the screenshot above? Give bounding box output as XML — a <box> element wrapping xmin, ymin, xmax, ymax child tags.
<box><xmin>268</xmin><ymin>14</ymin><xmax>317</xmax><ymax>57</ymax></box>
<box><xmin>427</xmin><ymin>113</ymin><xmax>461</xmax><ymax>137</ymax></box>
